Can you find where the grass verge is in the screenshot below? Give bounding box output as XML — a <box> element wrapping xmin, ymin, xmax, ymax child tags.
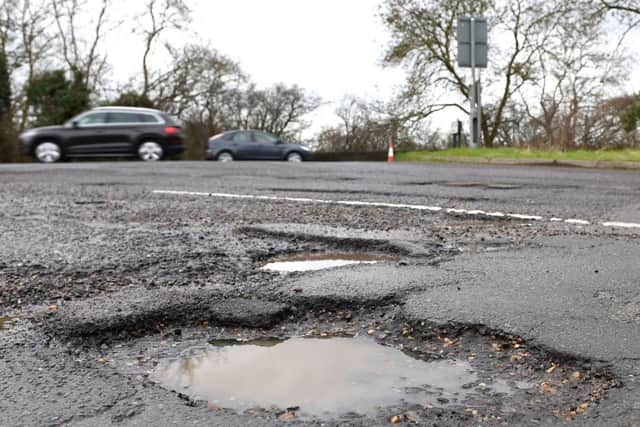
<box><xmin>397</xmin><ymin>147</ymin><xmax>640</xmax><ymax>163</ymax></box>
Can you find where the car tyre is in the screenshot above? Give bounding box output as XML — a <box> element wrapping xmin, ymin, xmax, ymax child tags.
<box><xmin>138</xmin><ymin>141</ymin><xmax>164</xmax><ymax>161</ymax></box>
<box><xmin>286</xmin><ymin>152</ymin><xmax>303</xmax><ymax>162</ymax></box>
<box><xmin>216</xmin><ymin>151</ymin><xmax>234</xmax><ymax>162</ymax></box>
<box><xmin>34</xmin><ymin>141</ymin><xmax>62</xmax><ymax>163</ymax></box>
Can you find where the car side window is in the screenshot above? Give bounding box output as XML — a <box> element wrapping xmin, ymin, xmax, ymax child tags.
<box><xmin>77</xmin><ymin>112</ymin><xmax>109</xmax><ymax>126</ymax></box>
<box><xmin>253</xmin><ymin>132</ymin><xmax>279</xmax><ymax>144</ymax></box>
<box><xmin>109</xmin><ymin>112</ymin><xmax>141</xmax><ymax>124</ymax></box>
<box><xmin>231</xmin><ymin>132</ymin><xmax>251</xmax><ymax>143</ymax></box>
<box><xmin>137</xmin><ymin>114</ymin><xmax>161</xmax><ymax>123</ymax></box>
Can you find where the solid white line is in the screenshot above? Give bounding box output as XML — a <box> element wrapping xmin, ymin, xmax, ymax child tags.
<box><xmin>152</xmin><ymin>190</ymin><xmax>639</xmax><ymax>231</ymax></box>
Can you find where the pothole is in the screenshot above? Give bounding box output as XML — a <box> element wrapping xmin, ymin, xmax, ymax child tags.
<box><xmin>260</xmin><ymin>252</ymin><xmax>397</xmax><ymax>272</ymax></box>
<box><xmin>0</xmin><ymin>316</ymin><xmax>15</xmax><ymax>331</ymax></box>
<box><xmin>440</xmin><ymin>182</ymin><xmax>522</xmax><ymax>190</ymax></box>
<box><xmin>94</xmin><ymin>309</ymin><xmax>619</xmax><ymax>423</ymax></box>
<box><xmin>486</xmin><ymin>184</ymin><xmax>522</xmax><ymax>190</ymax></box>
<box><xmin>151</xmin><ymin>336</ymin><xmax>523</xmax><ymax>419</ymax></box>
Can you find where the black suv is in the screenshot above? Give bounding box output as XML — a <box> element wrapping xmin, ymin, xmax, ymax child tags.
<box><xmin>20</xmin><ymin>107</ymin><xmax>184</xmax><ymax>163</ymax></box>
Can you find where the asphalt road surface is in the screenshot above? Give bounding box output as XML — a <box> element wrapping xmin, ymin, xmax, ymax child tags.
<box><xmin>0</xmin><ymin>161</ymin><xmax>638</xmax><ymax>426</ymax></box>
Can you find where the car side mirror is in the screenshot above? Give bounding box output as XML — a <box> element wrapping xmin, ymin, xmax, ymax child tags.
<box><xmin>274</xmin><ymin>139</ymin><xmax>283</xmax><ymax>145</ymax></box>
<box><xmin>71</xmin><ymin>121</ymin><xmax>79</xmax><ymax>129</ymax></box>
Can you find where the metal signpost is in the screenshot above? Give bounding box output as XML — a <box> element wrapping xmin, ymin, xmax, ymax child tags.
<box><xmin>457</xmin><ymin>17</ymin><xmax>487</xmax><ymax>146</ymax></box>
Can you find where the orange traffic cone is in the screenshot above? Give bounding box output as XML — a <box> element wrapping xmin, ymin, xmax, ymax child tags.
<box><xmin>387</xmin><ymin>142</ymin><xmax>395</xmax><ymax>162</ymax></box>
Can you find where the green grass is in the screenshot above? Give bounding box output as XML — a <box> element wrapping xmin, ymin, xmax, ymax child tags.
<box><xmin>397</xmin><ymin>147</ymin><xmax>640</xmax><ymax>163</ymax></box>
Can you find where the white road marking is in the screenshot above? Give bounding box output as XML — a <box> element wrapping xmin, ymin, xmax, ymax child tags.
<box><xmin>152</xmin><ymin>190</ymin><xmax>639</xmax><ymax>231</ymax></box>
<box><xmin>507</xmin><ymin>214</ymin><xmax>544</xmax><ymax>220</ymax></box>
<box><xmin>603</xmin><ymin>221</ymin><xmax>640</xmax><ymax>229</ymax></box>
<box><xmin>565</xmin><ymin>219</ymin><xmax>591</xmax><ymax>225</ymax></box>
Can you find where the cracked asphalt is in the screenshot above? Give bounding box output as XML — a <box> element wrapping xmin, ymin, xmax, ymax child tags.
<box><xmin>0</xmin><ymin>161</ymin><xmax>639</xmax><ymax>426</ymax></box>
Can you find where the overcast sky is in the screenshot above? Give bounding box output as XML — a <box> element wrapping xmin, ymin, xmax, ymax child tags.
<box><xmin>106</xmin><ymin>0</ymin><xmax>406</xmax><ymax>136</ymax></box>
<box><xmin>105</xmin><ymin>0</ymin><xmax>640</xmax><ymax>137</ymax></box>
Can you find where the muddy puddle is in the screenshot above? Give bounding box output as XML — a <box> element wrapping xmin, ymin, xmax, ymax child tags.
<box><xmin>260</xmin><ymin>252</ymin><xmax>397</xmax><ymax>272</ymax></box>
<box><xmin>151</xmin><ymin>337</ymin><xmax>520</xmax><ymax>418</ymax></box>
<box><xmin>0</xmin><ymin>316</ymin><xmax>15</xmax><ymax>330</ymax></box>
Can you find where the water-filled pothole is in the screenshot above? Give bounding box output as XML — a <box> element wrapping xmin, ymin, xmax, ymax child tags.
<box><xmin>0</xmin><ymin>317</ymin><xmax>15</xmax><ymax>330</ymax></box>
<box><xmin>151</xmin><ymin>337</ymin><xmax>520</xmax><ymax>418</ymax></box>
<box><xmin>260</xmin><ymin>252</ymin><xmax>397</xmax><ymax>272</ymax></box>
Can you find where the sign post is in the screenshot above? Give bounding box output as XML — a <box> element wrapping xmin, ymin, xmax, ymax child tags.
<box><xmin>457</xmin><ymin>17</ymin><xmax>487</xmax><ymax>146</ymax></box>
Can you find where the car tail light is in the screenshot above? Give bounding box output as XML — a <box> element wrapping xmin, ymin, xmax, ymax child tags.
<box><xmin>164</xmin><ymin>126</ymin><xmax>181</xmax><ymax>135</ymax></box>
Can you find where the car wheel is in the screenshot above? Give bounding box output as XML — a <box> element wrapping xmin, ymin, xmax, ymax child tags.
<box><xmin>286</xmin><ymin>152</ymin><xmax>303</xmax><ymax>162</ymax></box>
<box><xmin>34</xmin><ymin>141</ymin><xmax>62</xmax><ymax>163</ymax></box>
<box><xmin>138</xmin><ymin>141</ymin><xmax>164</xmax><ymax>161</ymax></box>
<box><xmin>216</xmin><ymin>151</ymin><xmax>234</xmax><ymax>162</ymax></box>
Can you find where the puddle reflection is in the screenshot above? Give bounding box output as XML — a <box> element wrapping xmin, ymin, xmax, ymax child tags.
<box><xmin>153</xmin><ymin>337</ymin><xmax>485</xmax><ymax>417</ymax></box>
<box><xmin>0</xmin><ymin>317</ymin><xmax>15</xmax><ymax>330</ymax></box>
<box><xmin>261</xmin><ymin>252</ymin><xmax>397</xmax><ymax>272</ymax></box>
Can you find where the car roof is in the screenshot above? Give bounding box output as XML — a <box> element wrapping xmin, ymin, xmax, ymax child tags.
<box><xmin>224</xmin><ymin>129</ymin><xmax>276</xmax><ymax>134</ymax></box>
<box><xmin>92</xmin><ymin>106</ymin><xmax>162</xmax><ymax>114</ymax></box>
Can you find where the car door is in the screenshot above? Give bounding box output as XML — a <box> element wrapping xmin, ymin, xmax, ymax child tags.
<box><xmin>229</xmin><ymin>131</ymin><xmax>254</xmax><ymax>159</ymax></box>
<box><xmin>252</xmin><ymin>131</ymin><xmax>284</xmax><ymax>160</ymax></box>
<box><xmin>106</xmin><ymin>112</ymin><xmax>154</xmax><ymax>155</ymax></box>
<box><xmin>65</xmin><ymin>112</ymin><xmax>111</xmax><ymax>155</ymax></box>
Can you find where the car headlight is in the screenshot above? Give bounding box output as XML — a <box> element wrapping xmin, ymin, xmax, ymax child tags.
<box><xmin>300</xmin><ymin>146</ymin><xmax>311</xmax><ymax>151</ymax></box>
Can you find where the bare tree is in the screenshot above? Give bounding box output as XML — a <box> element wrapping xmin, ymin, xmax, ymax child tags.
<box><xmin>516</xmin><ymin>1</ymin><xmax>628</xmax><ymax>149</ymax></box>
<box><xmin>382</xmin><ymin>0</ymin><xmax>567</xmax><ymax>147</ymax></box>
<box><xmin>584</xmin><ymin>97</ymin><xmax>637</xmax><ymax>148</ymax></box>
<box><xmin>139</xmin><ymin>0</ymin><xmax>190</xmax><ymax>98</ymax></box>
<box><xmin>0</xmin><ymin>0</ymin><xmax>58</xmax><ymax>131</ymax></box>
<box><xmin>151</xmin><ymin>44</ymin><xmax>245</xmax><ymax>126</ymax></box>
<box><xmin>317</xmin><ymin>96</ymin><xmax>418</xmax><ymax>152</ymax></box>
<box><xmin>600</xmin><ymin>0</ymin><xmax>640</xmax><ymax>15</ymax></box>
<box><xmin>382</xmin><ymin>0</ymin><xmax>631</xmax><ymax>148</ymax></box>
<box><xmin>51</xmin><ymin>0</ymin><xmax>111</xmax><ymax>92</ymax></box>
<box><xmin>17</xmin><ymin>1</ymin><xmax>58</xmax><ymax>130</ymax></box>
<box><xmin>221</xmin><ymin>84</ymin><xmax>321</xmax><ymax>139</ymax></box>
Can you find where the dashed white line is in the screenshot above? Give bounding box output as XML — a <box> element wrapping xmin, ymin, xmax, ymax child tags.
<box><xmin>565</xmin><ymin>219</ymin><xmax>591</xmax><ymax>225</ymax></box>
<box><xmin>507</xmin><ymin>214</ymin><xmax>544</xmax><ymax>221</ymax></box>
<box><xmin>152</xmin><ymin>190</ymin><xmax>639</xmax><ymax>232</ymax></box>
<box><xmin>603</xmin><ymin>221</ymin><xmax>640</xmax><ymax>229</ymax></box>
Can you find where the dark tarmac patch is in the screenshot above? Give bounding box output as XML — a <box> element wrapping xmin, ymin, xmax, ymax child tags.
<box><xmin>242</xmin><ymin>223</ymin><xmax>455</xmax><ymax>259</ymax></box>
<box><xmin>78</xmin><ymin>182</ymin><xmax>136</xmax><ymax>187</ymax></box>
<box><xmin>73</xmin><ymin>200</ymin><xmax>108</xmax><ymax>205</ymax></box>
<box><xmin>399</xmin><ymin>181</ymin><xmax>436</xmax><ymax>186</ymax></box>
<box><xmin>40</xmin><ymin>287</ymin><xmax>289</xmax><ymax>339</ymax></box>
<box><xmin>275</xmin><ymin>264</ymin><xmax>450</xmax><ymax>309</ymax></box>
<box><xmin>487</xmin><ymin>184</ymin><xmax>523</xmax><ymax>190</ymax></box>
<box><xmin>428</xmin><ymin>181</ymin><xmax>523</xmax><ymax>190</ymax></box>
